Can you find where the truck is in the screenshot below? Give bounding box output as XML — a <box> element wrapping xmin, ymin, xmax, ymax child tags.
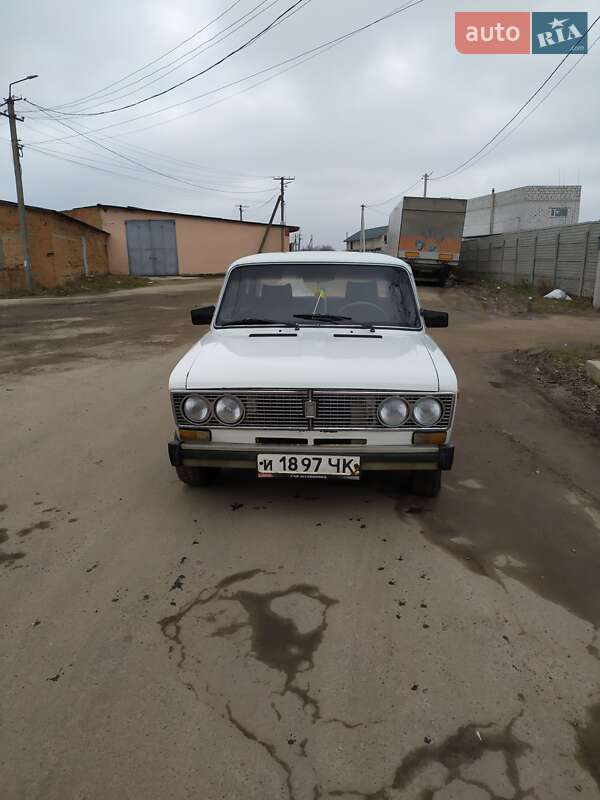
<box><xmin>385</xmin><ymin>196</ymin><xmax>467</xmax><ymax>286</ymax></box>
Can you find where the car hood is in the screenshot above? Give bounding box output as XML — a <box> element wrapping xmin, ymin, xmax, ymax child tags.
<box><xmin>178</xmin><ymin>328</ymin><xmax>441</xmax><ymax>392</ymax></box>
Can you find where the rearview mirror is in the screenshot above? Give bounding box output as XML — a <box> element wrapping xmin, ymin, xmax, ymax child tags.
<box><xmin>421</xmin><ymin>309</ymin><xmax>448</xmax><ymax>328</ymax></box>
<box><xmin>191</xmin><ymin>305</ymin><xmax>215</xmax><ymax>325</ymax></box>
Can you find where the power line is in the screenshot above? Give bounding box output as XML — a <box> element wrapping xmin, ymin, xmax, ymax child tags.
<box><xmin>21</xmin><ymin>113</ymin><xmax>272</xmax><ymax>182</ymax></box>
<box><xmin>24</xmin><ymin>0</ymin><xmax>425</xmax><ymax>146</ymax></box>
<box><xmin>48</xmin><ymin>0</ymin><xmax>247</xmax><ymax>111</ymax></box>
<box><xmin>25</xmin><ymin>143</ymin><xmax>272</xmax><ymax>201</ymax></box>
<box><xmin>367</xmin><ymin>176</ymin><xmax>423</xmax><ymax>208</ymax></box>
<box><xmin>431</xmin><ymin>13</ymin><xmax>599</xmax><ymax>182</ymax></box>
<box><xmin>46</xmin><ymin>0</ymin><xmax>306</xmax><ymax>115</ymax></box>
<box><xmin>365</xmin><ymin>14</ymin><xmax>598</xmax><ymax>207</ymax></box>
<box><xmin>433</xmin><ymin>32</ymin><xmax>600</xmax><ymax>182</ymax></box>
<box><xmin>31</xmin><ymin>0</ymin><xmax>309</xmax><ymax>118</ymax></box>
<box><xmin>24</xmin><ymin>107</ymin><xmax>275</xmax><ymax>195</ymax></box>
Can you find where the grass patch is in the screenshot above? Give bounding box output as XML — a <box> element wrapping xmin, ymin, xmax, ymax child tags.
<box><xmin>459</xmin><ymin>278</ymin><xmax>595</xmax><ymax>315</ymax></box>
<box><xmin>543</xmin><ymin>344</ymin><xmax>600</xmax><ymax>372</ymax></box>
<box><xmin>0</xmin><ymin>274</ymin><xmax>153</xmax><ymax>299</ymax></box>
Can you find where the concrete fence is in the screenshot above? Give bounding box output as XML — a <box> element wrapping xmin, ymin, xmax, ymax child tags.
<box><xmin>460</xmin><ymin>221</ymin><xmax>600</xmax><ymax>299</ymax></box>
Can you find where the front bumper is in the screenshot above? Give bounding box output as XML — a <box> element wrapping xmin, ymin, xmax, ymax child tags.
<box><xmin>168</xmin><ymin>440</ymin><xmax>454</xmax><ymax>472</ymax></box>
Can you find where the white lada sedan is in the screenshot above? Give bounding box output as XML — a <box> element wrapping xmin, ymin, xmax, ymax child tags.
<box><xmin>168</xmin><ymin>252</ymin><xmax>457</xmax><ymax>496</ymax></box>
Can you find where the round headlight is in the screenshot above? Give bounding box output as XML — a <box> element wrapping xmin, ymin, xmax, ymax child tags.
<box><xmin>215</xmin><ymin>395</ymin><xmax>244</xmax><ymax>425</ymax></box>
<box><xmin>377</xmin><ymin>397</ymin><xmax>409</xmax><ymax>427</ymax></box>
<box><xmin>413</xmin><ymin>397</ymin><xmax>443</xmax><ymax>427</ymax></box>
<box><xmin>182</xmin><ymin>395</ymin><xmax>210</xmax><ymax>424</ymax></box>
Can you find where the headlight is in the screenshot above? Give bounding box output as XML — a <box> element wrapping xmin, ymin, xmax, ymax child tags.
<box><xmin>377</xmin><ymin>397</ymin><xmax>409</xmax><ymax>427</ymax></box>
<box><xmin>413</xmin><ymin>397</ymin><xmax>443</xmax><ymax>427</ymax></box>
<box><xmin>215</xmin><ymin>395</ymin><xmax>244</xmax><ymax>425</ymax></box>
<box><xmin>182</xmin><ymin>395</ymin><xmax>210</xmax><ymax>424</ymax></box>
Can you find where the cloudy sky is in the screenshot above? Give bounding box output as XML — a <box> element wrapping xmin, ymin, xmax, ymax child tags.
<box><xmin>1</xmin><ymin>0</ymin><xmax>598</xmax><ymax>248</ymax></box>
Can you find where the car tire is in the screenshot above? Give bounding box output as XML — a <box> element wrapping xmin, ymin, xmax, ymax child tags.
<box><xmin>410</xmin><ymin>469</ymin><xmax>442</xmax><ymax>497</ymax></box>
<box><xmin>175</xmin><ymin>465</ymin><xmax>219</xmax><ymax>487</ymax></box>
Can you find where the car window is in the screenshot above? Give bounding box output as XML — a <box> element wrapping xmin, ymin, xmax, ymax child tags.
<box><xmin>215</xmin><ymin>263</ymin><xmax>421</xmax><ymax>328</ymax></box>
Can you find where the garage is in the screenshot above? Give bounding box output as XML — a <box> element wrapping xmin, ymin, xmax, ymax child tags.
<box><xmin>125</xmin><ymin>219</ymin><xmax>179</xmax><ymax>276</ymax></box>
<box><xmin>64</xmin><ymin>204</ymin><xmax>298</xmax><ymax>276</ymax></box>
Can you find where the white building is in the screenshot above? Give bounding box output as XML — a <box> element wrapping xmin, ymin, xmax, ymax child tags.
<box><xmin>345</xmin><ymin>225</ymin><xmax>388</xmax><ymax>252</ymax></box>
<box><xmin>463</xmin><ymin>185</ymin><xmax>581</xmax><ymax>237</ymax></box>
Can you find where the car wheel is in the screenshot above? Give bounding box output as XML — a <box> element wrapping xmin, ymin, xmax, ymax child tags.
<box><xmin>175</xmin><ymin>465</ymin><xmax>220</xmax><ymax>487</ymax></box>
<box><xmin>410</xmin><ymin>470</ymin><xmax>442</xmax><ymax>497</ymax></box>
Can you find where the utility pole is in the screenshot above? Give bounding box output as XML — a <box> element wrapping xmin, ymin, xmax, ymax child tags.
<box><xmin>360</xmin><ymin>204</ymin><xmax>366</xmax><ymax>252</ymax></box>
<box><xmin>273</xmin><ymin>176</ymin><xmax>295</xmax><ymax>252</ymax></box>
<box><xmin>237</xmin><ymin>204</ymin><xmax>249</xmax><ymax>221</ymax></box>
<box><xmin>489</xmin><ymin>188</ymin><xmax>496</xmax><ymax>235</ymax></box>
<box><xmin>422</xmin><ymin>172</ymin><xmax>433</xmax><ymax>198</ymax></box>
<box><xmin>2</xmin><ymin>75</ymin><xmax>38</xmax><ymax>291</ymax></box>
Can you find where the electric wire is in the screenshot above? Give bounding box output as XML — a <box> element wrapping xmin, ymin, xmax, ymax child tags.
<box><xmin>30</xmin><ymin>0</ymin><xmax>309</xmax><ymax>117</ymax></box>
<box><xmin>45</xmin><ymin>0</ymin><xmax>310</xmax><ymax>114</ymax></box>
<box><xmin>430</xmin><ymin>13</ymin><xmax>599</xmax><ymax>182</ymax></box>
<box><xmin>24</xmin><ymin>0</ymin><xmax>425</xmax><ymax>146</ymax></box>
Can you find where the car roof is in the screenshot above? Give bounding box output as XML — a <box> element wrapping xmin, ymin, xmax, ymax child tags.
<box><xmin>229</xmin><ymin>251</ymin><xmax>410</xmax><ymax>270</ymax></box>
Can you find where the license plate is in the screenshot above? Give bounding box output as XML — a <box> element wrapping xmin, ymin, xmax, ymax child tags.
<box><xmin>257</xmin><ymin>454</ymin><xmax>360</xmax><ymax>478</ymax></box>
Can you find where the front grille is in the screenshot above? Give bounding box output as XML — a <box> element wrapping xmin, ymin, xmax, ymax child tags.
<box><xmin>173</xmin><ymin>390</ymin><xmax>455</xmax><ymax>431</ymax></box>
<box><xmin>314</xmin><ymin>392</ymin><xmax>455</xmax><ymax>430</ymax></box>
<box><xmin>173</xmin><ymin>390</ymin><xmax>309</xmax><ymax>429</ymax></box>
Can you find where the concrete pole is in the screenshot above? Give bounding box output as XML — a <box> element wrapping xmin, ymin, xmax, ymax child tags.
<box><xmin>360</xmin><ymin>205</ymin><xmax>366</xmax><ymax>252</ymax></box>
<box><xmin>6</xmin><ymin>96</ymin><xmax>33</xmax><ymax>291</ymax></box>
<box><xmin>593</xmin><ymin>252</ymin><xmax>600</xmax><ymax>310</ymax></box>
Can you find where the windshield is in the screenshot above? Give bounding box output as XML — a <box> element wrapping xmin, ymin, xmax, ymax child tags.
<box><xmin>215</xmin><ymin>263</ymin><xmax>420</xmax><ymax>329</ymax></box>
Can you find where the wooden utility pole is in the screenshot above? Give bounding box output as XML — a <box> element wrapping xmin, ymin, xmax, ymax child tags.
<box><xmin>2</xmin><ymin>77</ymin><xmax>37</xmax><ymax>290</ymax></box>
<box><xmin>273</xmin><ymin>176</ymin><xmax>295</xmax><ymax>251</ymax></box>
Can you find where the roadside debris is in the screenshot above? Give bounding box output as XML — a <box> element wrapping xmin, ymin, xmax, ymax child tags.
<box><xmin>544</xmin><ymin>289</ymin><xmax>572</xmax><ymax>301</ymax></box>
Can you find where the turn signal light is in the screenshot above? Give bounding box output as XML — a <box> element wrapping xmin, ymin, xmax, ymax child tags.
<box><xmin>412</xmin><ymin>432</ymin><xmax>447</xmax><ymax>445</ymax></box>
<box><xmin>438</xmin><ymin>253</ymin><xmax>453</xmax><ymax>261</ymax></box>
<box><xmin>179</xmin><ymin>429</ymin><xmax>211</xmax><ymax>442</ymax></box>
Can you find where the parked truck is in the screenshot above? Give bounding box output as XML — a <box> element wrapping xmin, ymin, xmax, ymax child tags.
<box><xmin>385</xmin><ymin>196</ymin><xmax>467</xmax><ymax>286</ymax></box>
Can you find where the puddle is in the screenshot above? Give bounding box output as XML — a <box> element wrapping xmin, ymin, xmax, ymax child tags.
<box><xmin>401</xmin><ymin>492</ymin><xmax>600</xmax><ymax>627</ymax></box>
<box><xmin>392</xmin><ymin>713</ymin><xmax>531</xmax><ymax>799</ymax></box>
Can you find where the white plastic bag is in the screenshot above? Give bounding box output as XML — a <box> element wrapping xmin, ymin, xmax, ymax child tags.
<box><xmin>544</xmin><ymin>289</ymin><xmax>572</xmax><ymax>301</ymax></box>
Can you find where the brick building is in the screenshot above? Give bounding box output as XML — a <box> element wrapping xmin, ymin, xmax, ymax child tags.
<box><xmin>0</xmin><ymin>200</ymin><xmax>109</xmax><ymax>291</ymax></box>
<box><xmin>463</xmin><ymin>185</ymin><xmax>581</xmax><ymax>237</ymax></box>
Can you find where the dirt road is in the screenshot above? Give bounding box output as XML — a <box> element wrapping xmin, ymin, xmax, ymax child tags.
<box><xmin>1</xmin><ymin>284</ymin><xmax>600</xmax><ymax>800</ymax></box>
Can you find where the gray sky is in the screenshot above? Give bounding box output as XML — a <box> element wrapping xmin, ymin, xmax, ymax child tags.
<box><xmin>1</xmin><ymin>0</ymin><xmax>598</xmax><ymax>248</ymax></box>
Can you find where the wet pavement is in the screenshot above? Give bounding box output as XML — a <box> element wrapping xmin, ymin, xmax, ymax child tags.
<box><xmin>1</xmin><ymin>282</ymin><xmax>600</xmax><ymax>799</ymax></box>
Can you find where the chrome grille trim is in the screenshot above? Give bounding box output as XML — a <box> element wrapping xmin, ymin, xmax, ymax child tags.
<box><xmin>313</xmin><ymin>392</ymin><xmax>454</xmax><ymax>430</ymax></box>
<box><xmin>172</xmin><ymin>390</ymin><xmax>455</xmax><ymax>430</ymax></box>
<box><xmin>173</xmin><ymin>390</ymin><xmax>309</xmax><ymax>429</ymax></box>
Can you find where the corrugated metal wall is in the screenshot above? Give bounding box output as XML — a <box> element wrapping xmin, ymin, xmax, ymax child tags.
<box><xmin>460</xmin><ymin>221</ymin><xmax>600</xmax><ymax>297</ymax></box>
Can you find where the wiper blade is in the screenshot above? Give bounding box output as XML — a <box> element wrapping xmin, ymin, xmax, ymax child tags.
<box><xmin>293</xmin><ymin>313</ymin><xmax>374</xmax><ymax>329</ymax></box>
<box><xmin>293</xmin><ymin>313</ymin><xmax>353</xmax><ymax>322</ymax></box>
<box><xmin>221</xmin><ymin>318</ymin><xmax>297</xmax><ymax>327</ymax></box>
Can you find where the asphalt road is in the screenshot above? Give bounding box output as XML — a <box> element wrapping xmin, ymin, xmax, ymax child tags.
<box><xmin>1</xmin><ymin>282</ymin><xmax>600</xmax><ymax>800</ymax></box>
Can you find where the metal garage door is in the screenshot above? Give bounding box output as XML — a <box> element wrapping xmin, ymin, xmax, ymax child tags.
<box><xmin>125</xmin><ymin>219</ymin><xmax>179</xmax><ymax>276</ymax></box>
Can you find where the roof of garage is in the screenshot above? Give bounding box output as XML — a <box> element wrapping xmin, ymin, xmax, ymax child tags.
<box><xmin>67</xmin><ymin>204</ymin><xmax>299</xmax><ymax>232</ymax></box>
<box><xmin>0</xmin><ymin>199</ymin><xmax>108</xmax><ymax>234</ymax></box>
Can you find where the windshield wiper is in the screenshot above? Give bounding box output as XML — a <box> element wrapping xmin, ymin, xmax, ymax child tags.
<box><xmin>293</xmin><ymin>313</ymin><xmax>353</xmax><ymax>322</ymax></box>
<box><xmin>221</xmin><ymin>318</ymin><xmax>297</xmax><ymax>328</ymax></box>
<box><xmin>293</xmin><ymin>313</ymin><xmax>374</xmax><ymax>329</ymax></box>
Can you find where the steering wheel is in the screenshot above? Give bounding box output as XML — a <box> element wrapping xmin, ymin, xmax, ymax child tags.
<box><xmin>338</xmin><ymin>301</ymin><xmax>387</xmax><ymax>321</ymax></box>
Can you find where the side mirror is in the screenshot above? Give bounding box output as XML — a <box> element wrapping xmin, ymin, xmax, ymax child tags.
<box><xmin>421</xmin><ymin>309</ymin><xmax>448</xmax><ymax>328</ymax></box>
<box><xmin>191</xmin><ymin>305</ymin><xmax>215</xmax><ymax>325</ymax></box>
